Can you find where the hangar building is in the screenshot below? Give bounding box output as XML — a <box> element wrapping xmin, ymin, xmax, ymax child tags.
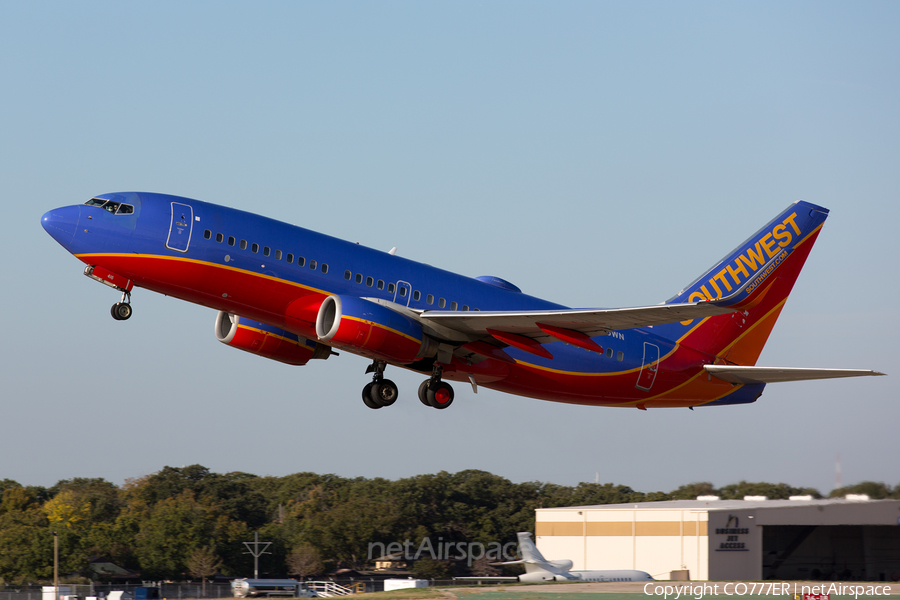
<box><xmin>535</xmin><ymin>497</ymin><xmax>900</xmax><ymax>581</ymax></box>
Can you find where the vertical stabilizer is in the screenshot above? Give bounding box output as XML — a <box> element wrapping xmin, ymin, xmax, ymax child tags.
<box><xmin>656</xmin><ymin>201</ymin><xmax>829</xmax><ymax>364</ymax></box>
<box><xmin>517</xmin><ymin>532</ymin><xmax>548</xmax><ymax>569</ymax></box>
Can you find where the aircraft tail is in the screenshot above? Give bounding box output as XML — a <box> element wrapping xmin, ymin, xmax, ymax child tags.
<box><xmin>516</xmin><ymin>532</ymin><xmax>548</xmax><ymax>565</ymax></box>
<box><xmin>508</xmin><ymin>532</ymin><xmax>574</xmax><ymax>573</ymax></box>
<box><xmin>658</xmin><ymin>201</ymin><xmax>829</xmax><ymax>365</ymax></box>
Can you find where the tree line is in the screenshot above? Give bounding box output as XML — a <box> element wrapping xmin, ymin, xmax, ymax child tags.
<box><xmin>1</xmin><ymin>466</ymin><xmax>896</xmax><ymax>584</ymax></box>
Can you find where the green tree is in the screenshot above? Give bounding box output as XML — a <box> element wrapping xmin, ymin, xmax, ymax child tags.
<box><xmin>410</xmin><ymin>556</ymin><xmax>454</xmax><ymax>579</ymax></box>
<box><xmin>0</xmin><ymin>507</ymin><xmax>54</xmax><ymax>583</ymax></box>
<box><xmin>669</xmin><ymin>482</ymin><xmax>718</xmax><ymax>500</ymax></box>
<box><xmin>134</xmin><ymin>490</ymin><xmax>243</xmax><ymax>579</ymax></box>
<box><xmin>719</xmin><ymin>481</ymin><xmax>821</xmax><ymax>500</ymax></box>
<box><xmin>829</xmin><ymin>481</ymin><xmax>892</xmax><ymax>499</ymax></box>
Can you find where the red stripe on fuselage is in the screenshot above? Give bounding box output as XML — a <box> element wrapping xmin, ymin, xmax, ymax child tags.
<box><xmin>76</xmin><ymin>252</ymin><xmax>328</xmax><ymax>339</ymax></box>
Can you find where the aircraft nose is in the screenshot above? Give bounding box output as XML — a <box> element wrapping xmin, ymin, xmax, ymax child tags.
<box><xmin>41</xmin><ymin>205</ymin><xmax>81</xmax><ymax>249</ymax></box>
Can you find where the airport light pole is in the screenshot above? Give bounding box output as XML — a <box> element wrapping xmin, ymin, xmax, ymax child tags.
<box><xmin>243</xmin><ymin>532</ymin><xmax>271</xmax><ymax>579</ymax></box>
<box><xmin>53</xmin><ymin>531</ymin><xmax>58</xmax><ymax>600</ymax></box>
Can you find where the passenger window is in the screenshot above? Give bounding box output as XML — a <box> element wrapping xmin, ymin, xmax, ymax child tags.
<box><xmin>388</xmin><ymin>283</ymin><xmax>395</xmax><ymax>294</ymax></box>
<box><xmin>377</xmin><ymin>280</ymin><xmax>384</xmax><ymax>290</ymax></box>
<box><xmin>275</xmin><ymin>250</ymin><xmax>282</xmax><ymax>260</ymax></box>
<box><xmin>309</xmin><ymin>260</ymin><xmax>317</xmax><ymax>270</ymax></box>
<box><xmin>240</xmin><ymin>240</ymin><xmax>247</xmax><ymax>250</ymax></box>
<box><xmin>617</xmin><ymin>351</ymin><xmax>624</xmax><ymax>361</ymax></box>
<box><xmin>345</xmin><ymin>270</ymin><xmax>352</xmax><ymax>280</ymax></box>
<box><xmin>216</xmin><ymin>233</ymin><xmax>224</xmax><ymax>243</ymax></box>
<box><xmin>606</xmin><ymin>348</ymin><xmax>613</xmax><ymax>358</ymax></box>
<box><xmin>117</xmin><ymin>204</ymin><xmax>134</xmax><ymax>215</ymax></box>
<box><xmin>251</xmin><ymin>243</ymin><xmax>259</xmax><ymax>253</ymax></box>
<box><xmin>439</xmin><ymin>298</ymin><xmax>446</xmax><ymax>308</ymax></box>
<box><xmin>204</xmin><ymin>230</ymin><xmax>211</xmax><ymax>240</ymax></box>
<box><xmin>321</xmin><ymin>264</ymin><xmax>328</xmax><ymax>274</ymax></box>
<box><xmin>450</xmin><ymin>301</ymin><xmax>457</xmax><ymax>310</ymax></box>
<box><xmin>263</xmin><ymin>246</ymin><xmax>270</xmax><ymax>257</ymax></box>
<box><xmin>355</xmin><ymin>273</ymin><xmax>363</xmax><ymax>284</ymax></box>
<box><xmin>413</xmin><ymin>291</ymin><xmax>421</xmax><ymax>301</ymax></box>
<box><xmin>426</xmin><ymin>294</ymin><xmax>434</xmax><ymax>305</ymax></box>
<box><xmin>366</xmin><ymin>277</ymin><xmax>374</xmax><ymax>287</ymax></box>
<box><xmin>228</xmin><ymin>236</ymin><xmax>235</xmax><ymax>246</ymax></box>
<box><xmin>298</xmin><ymin>256</ymin><xmax>305</xmax><ymax>267</ymax></box>
<box><xmin>399</xmin><ymin>287</ymin><xmax>407</xmax><ymax>297</ymax></box>
<box><xmin>286</xmin><ymin>253</ymin><xmax>293</xmax><ymax>263</ymax></box>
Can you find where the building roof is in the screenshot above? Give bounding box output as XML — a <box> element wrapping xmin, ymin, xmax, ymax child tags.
<box><xmin>536</xmin><ymin>498</ymin><xmax>900</xmax><ymax>512</ymax></box>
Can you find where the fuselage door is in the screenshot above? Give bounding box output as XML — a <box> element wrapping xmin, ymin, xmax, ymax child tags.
<box><xmin>166</xmin><ymin>202</ymin><xmax>194</xmax><ymax>253</ymax></box>
<box><xmin>635</xmin><ymin>342</ymin><xmax>660</xmax><ymax>391</ymax></box>
<box><xmin>394</xmin><ymin>281</ymin><xmax>412</xmax><ymax>306</ymax></box>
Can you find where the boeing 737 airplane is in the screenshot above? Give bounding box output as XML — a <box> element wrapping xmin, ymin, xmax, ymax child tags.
<box><xmin>41</xmin><ymin>193</ymin><xmax>882</xmax><ymax>410</ymax></box>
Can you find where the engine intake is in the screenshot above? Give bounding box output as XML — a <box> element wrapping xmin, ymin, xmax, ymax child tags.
<box><xmin>215</xmin><ymin>312</ymin><xmax>330</xmax><ymax>366</ymax></box>
<box><xmin>315</xmin><ymin>295</ymin><xmax>429</xmax><ymax>364</ymax></box>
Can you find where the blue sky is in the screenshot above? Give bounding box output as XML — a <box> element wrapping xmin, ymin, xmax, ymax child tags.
<box><xmin>2</xmin><ymin>2</ymin><xmax>897</xmax><ymax>495</ymax></box>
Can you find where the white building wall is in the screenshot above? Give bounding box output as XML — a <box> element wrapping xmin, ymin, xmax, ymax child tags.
<box><xmin>536</xmin><ymin>507</ymin><xmax>709</xmax><ymax>580</ymax></box>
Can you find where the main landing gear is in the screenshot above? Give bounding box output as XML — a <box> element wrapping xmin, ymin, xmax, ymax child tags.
<box><xmin>418</xmin><ymin>364</ymin><xmax>454</xmax><ymax>409</ymax></box>
<box><xmin>362</xmin><ymin>360</ymin><xmax>399</xmax><ymax>409</ymax></box>
<box><xmin>110</xmin><ymin>290</ymin><xmax>133</xmax><ymax>321</ymax></box>
<box><xmin>360</xmin><ymin>361</ymin><xmax>455</xmax><ymax>410</ymax></box>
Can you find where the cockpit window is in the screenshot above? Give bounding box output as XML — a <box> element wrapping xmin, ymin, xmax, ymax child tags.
<box><xmin>83</xmin><ymin>198</ymin><xmax>134</xmax><ymax>215</ymax></box>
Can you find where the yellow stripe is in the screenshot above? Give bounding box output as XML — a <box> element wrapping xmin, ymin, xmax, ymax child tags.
<box><xmin>75</xmin><ymin>252</ymin><xmax>332</xmax><ymax>297</ymax></box>
<box><xmin>793</xmin><ymin>222</ymin><xmax>824</xmax><ymax>250</ymax></box>
<box><xmin>237</xmin><ymin>324</ymin><xmax>315</xmax><ymax>350</ymax></box>
<box><xmin>716</xmin><ymin>298</ymin><xmax>787</xmax><ymax>359</ymax></box>
<box><xmin>676</xmin><ymin>317</ymin><xmax>710</xmax><ymax>345</ymax></box>
<box><xmin>343</xmin><ymin>315</ymin><xmax>422</xmax><ymax>345</ymax></box>
<box><xmin>514</xmin><ymin>343</ymin><xmax>678</xmax><ymax>378</ymax></box>
<box><xmin>536</xmin><ymin>521</ymin><xmax>708</xmax><ymax>536</ymax></box>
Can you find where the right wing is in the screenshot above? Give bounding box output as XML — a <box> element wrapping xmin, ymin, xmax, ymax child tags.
<box><xmin>419</xmin><ymin>302</ymin><xmax>735</xmax><ymax>342</ymax></box>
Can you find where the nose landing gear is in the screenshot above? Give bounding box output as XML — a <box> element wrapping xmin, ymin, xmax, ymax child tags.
<box><xmin>110</xmin><ymin>290</ymin><xmax>133</xmax><ymax>321</ymax></box>
<box><xmin>84</xmin><ymin>265</ymin><xmax>135</xmax><ymax>321</ymax></box>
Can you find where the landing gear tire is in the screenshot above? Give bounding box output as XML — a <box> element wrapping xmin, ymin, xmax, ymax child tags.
<box><xmin>372</xmin><ymin>379</ymin><xmax>398</xmax><ymax>407</ymax></box>
<box><xmin>111</xmin><ymin>302</ymin><xmax>132</xmax><ymax>321</ymax></box>
<box><xmin>426</xmin><ymin>381</ymin><xmax>454</xmax><ymax>409</ymax></box>
<box><xmin>418</xmin><ymin>380</ymin><xmax>431</xmax><ymax>406</ymax></box>
<box><xmin>362</xmin><ymin>382</ymin><xmax>382</xmax><ymax>409</ymax></box>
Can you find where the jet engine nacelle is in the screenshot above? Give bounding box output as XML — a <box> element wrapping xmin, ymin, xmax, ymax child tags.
<box><xmin>548</xmin><ymin>559</ymin><xmax>574</xmax><ymax>572</ymax></box>
<box><xmin>215</xmin><ymin>311</ymin><xmax>330</xmax><ymax>366</ymax></box>
<box><xmin>315</xmin><ymin>295</ymin><xmax>429</xmax><ymax>364</ymax></box>
<box><xmin>518</xmin><ymin>571</ymin><xmax>558</xmax><ymax>583</ymax></box>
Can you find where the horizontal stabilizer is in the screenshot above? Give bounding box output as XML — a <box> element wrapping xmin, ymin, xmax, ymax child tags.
<box><xmin>704</xmin><ymin>365</ymin><xmax>885</xmax><ymax>384</ymax></box>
